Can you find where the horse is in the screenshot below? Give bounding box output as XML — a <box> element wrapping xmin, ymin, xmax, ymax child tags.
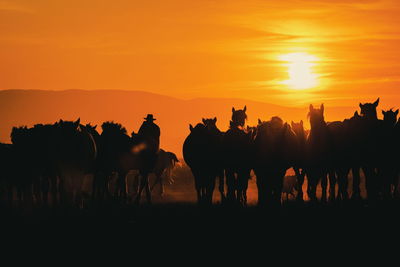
<box><xmin>305</xmin><ymin>104</ymin><xmax>333</xmax><ymax>202</ymax></box>
<box><xmin>395</xmin><ymin>117</ymin><xmax>400</xmax><ymax>197</ymax></box>
<box><xmin>378</xmin><ymin>109</ymin><xmax>399</xmax><ymax>199</ymax></box>
<box><xmin>9</xmin><ymin>119</ymin><xmax>97</xmax><ymax>207</ymax></box>
<box><xmin>202</xmin><ymin>118</ymin><xmax>225</xmax><ymax>202</ymax></box>
<box><xmin>82</xmin><ymin>123</ymin><xmax>112</xmax><ymax>202</ymax></box>
<box><xmin>97</xmin><ymin>121</ymin><xmax>136</xmax><ymax>202</ymax></box>
<box><xmin>10</xmin><ymin>126</ymin><xmax>37</xmax><ymax>206</ymax></box>
<box><xmin>132</xmin><ymin>149</ymin><xmax>179</xmax><ymax>197</ymax></box>
<box><xmin>357</xmin><ymin>98</ymin><xmax>381</xmax><ymax>202</ymax></box>
<box><xmin>253</xmin><ymin>117</ymin><xmax>297</xmax><ymax>206</ymax></box>
<box><xmin>291</xmin><ymin>120</ymin><xmax>308</xmax><ymax>201</ymax></box>
<box><xmin>0</xmin><ymin>143</ymin><xmax>16</xmax><ymax>206</ymax></box>
<box><xmin>223</xmin><ymin>106</ymin><xmax>253</xmax><ymax>205</ymax></box>
<box><xmin>183</xmin><ymin>119</ymin><xmax>223</xmax><ymax>205</ymax></box>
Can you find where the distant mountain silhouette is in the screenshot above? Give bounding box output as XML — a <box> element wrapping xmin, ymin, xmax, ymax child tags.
<box><xmin>0</xmin><ymin>89</ymin><xmax>357</xmax><ymax>156</ymax></box>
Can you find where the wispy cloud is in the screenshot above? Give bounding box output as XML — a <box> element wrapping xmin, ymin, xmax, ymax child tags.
<box><xmin>0</xmin><ymin>1</ymin><xmax>33</xmax><ymax>13</ymax></box>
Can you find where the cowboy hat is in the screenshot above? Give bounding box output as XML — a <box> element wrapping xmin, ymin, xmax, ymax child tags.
<box><xmin>144</xmin><ymin>114</ymin><xmax>156</xmax><ymax>121</ymax></box>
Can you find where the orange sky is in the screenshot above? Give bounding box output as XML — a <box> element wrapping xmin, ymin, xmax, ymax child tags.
<box><xmin>1</xmin><ymin>0</ymin><xmax>400</xmax><ymax>107</ymax></box>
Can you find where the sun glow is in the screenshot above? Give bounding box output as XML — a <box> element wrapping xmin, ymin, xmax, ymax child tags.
<box><xmin>279</xmin><ymin>52</ymin><xmax>319</xmax><ymax>90</ymax></box>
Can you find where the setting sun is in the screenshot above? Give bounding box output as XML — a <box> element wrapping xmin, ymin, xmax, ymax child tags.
<box><xmin>279</xmin><ymin>52</ymin><xmax>319</xmax><ymax>90</ymax></box>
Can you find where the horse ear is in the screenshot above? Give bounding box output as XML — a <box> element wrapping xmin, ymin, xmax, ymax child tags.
<box><xmin>309</xmin><ymin>104</ymin><xmax>314</xmax><ymax>111</ymax></box>
<box><xmin>258</xmin><ymin>118</ymin><xmax>262</xmax><ymax>124</ymax></box>
<box><xmin>202</xmin><ymin>118</ymin><xmax>206</xmax><ymax>124</ymax></box>
<box><xmin>374</xmin><ymin>98</ymin><xmax>379</xmax><ymax>107</ymax></box>
<box><xmin>189</xmin><ymin>124</ymin><xmax>193</xmax><ymax>132</ymax></box>
<box><xmin>232</xmin><ymin>107</ymin><xmax>235</xmax><ymax>113</ymax></box>
<box><xmin>243</xmin><ymin>105</ymin><xmax>247</xmax><ymax>112</ymax></box>
<box><xmin>320</xmin><ymin>104</ymin><xmax>324</xmax><ymax>114</ymax></box>
<box><xmin>60</xmin><ymin>119</ymin><xmax>64</xmax><ymax>123</ymax></box>
<box><xmin>395</xmin><ymin>109</ymin><xmax>399</xmax><ymax>116</ymax></box>
<box><xmin>213</xmin><ymin>117</ymin><xmax>217</xmax><ymax>123</ymax></box>
<box><xmin>75</xmin><ymin>118</ymin><xmax>80</xmax><ymax>125</ymax></box>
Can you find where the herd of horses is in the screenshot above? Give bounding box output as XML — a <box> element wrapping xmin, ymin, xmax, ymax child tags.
<box><xmin>0</xmin><ymin>97</ymin><xmax>399</xmax><ymax>209</ymax></box>
<box><xmin>183</xmin><ymin>98</ymin><xmax>400</xmax><ymax>206</ymax></box>
<box><xmin>0</xmin><ymin>120</ymin><xmax>178</xmax><ymax>207</ymax></box>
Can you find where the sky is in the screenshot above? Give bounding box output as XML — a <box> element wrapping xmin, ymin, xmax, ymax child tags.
<box><xmin>1</xmin><ymin>0</ymin><xmax>400</xmax><ymax>107</ymax></box>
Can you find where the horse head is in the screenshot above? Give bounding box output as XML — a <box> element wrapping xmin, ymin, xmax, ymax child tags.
<box><xmin>291</xmin><ymin>120</ymin><xmax>305</xmax><ymax>137</ymax></box>
<box><xmin>308</xmin><ymin>104</ymin><xmax>325</xmax><ymax>129</ymax></box>
<box><xmin>382</xmin><ymin>109</ymin><xmax>399</xmax><ymax>126</ymax></box>
<box><xmin>10</xmin><ymin>126</ymin><xmax>30</xmax><ymax>145</ymax></box>
<box><xmin>231</xmin><ymin>105</ymin><xmax>247</xmax><ymax>128</ymax></box>
<box><xmin>202</xmin><ymin>117</ymin><xmax>218</xmax><ymax>131</ymax></box>
<box><xmin>55</xmin><ymin>118</ymin><xmax>81</xmax><ymax>138</ymax></box>
<box><xmin>359</xmin><ymin>98</ymin><xmax>379</xmax><ymax>120</ymax></box>
<box><xmin>189</xmin><ymin>123</ymin><xmax>207</xmax><ymax>135</ymax></box>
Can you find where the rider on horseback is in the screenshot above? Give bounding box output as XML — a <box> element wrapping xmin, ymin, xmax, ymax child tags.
<box><xmin>137</xmin><ymin>114</ymin><xmax>160</xmax><ymax>153</ymax></box>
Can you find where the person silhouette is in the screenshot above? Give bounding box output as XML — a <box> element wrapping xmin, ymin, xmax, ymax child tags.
<box><xmin>135</xmin><ymin>114</ymin><xmax>161</xmax><ymax>204</ymax></box>
<box><xmin>137</xmin><ymin>114</ymin><xmax>160</xmax><ymax>153</ymax></box>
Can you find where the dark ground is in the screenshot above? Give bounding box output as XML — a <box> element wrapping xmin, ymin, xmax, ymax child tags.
<box><xmin>1</xmin><ymin>200</ymin><xmax>398</xmax><ymax>261</ymax></box>
<box><xmin>1</xmin><ymin>166</ymin><xmax>399</xmax><ymax>252</ymax></box>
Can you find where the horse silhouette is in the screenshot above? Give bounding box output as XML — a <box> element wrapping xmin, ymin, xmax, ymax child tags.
<box><xmin>202</xmin><ymin>118</ymin><xmax>225</xmax><ymax>201</ymax></box>
<box><xmin>305</xmin><ymin>105</ymin><xmax>351</xmax><ymax>202</ymax></box>
<box><xmin>305</xmin><ymin>104</ymin><xmax>332</xmax><ymax>202</ymax></box>
<box><xmin>0</xmin><ymin>143</ymin><xmax>16</xmax><ymax>206</ymax></box>
<box><xmin>357</xmin><ymin>98</ymin><xmax>381</xmax><ymax>202</ymax></box>
<box><xmin>223</xmin><ymin>106</ymin><xmax>253</xmax><ymax>205</ymax></box>
<box><xmin>183</xmin><ymin>119</ymin><xmax>222</xmax><ymax>204</ymax></box>
<box><xmin>378</xmin><ymin>109</ymin><xmax>399</xmax><ymax>198</ymax></box>
<box><xmin>9</xmin><ymin>119</ymin><xmax>96</xmax><ymax>206</ymax></box>
<box><xmin>84</xmin><ymin>123</ymin><xmax>110</xmax><ymax>201</ymax></box>
<box><xmin>253</xmin><ymin>117</ymin><xmax>297</xmax><ymax>206</ymax></box>
<box><xmin>291</xmin><ymin>120</ymin><xmax>308</xmax><ymax>202</ymax></box>
<box><xmin>98</xmin><ymin>121</ymin><xmax>135</xmax><ymax>202</ymax></box>
<box><xmin>147</xmin><ymin>149</ymin><xmax>179</xmax><ymax>196</ymax></box>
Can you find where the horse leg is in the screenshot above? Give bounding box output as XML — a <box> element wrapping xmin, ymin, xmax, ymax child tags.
<box><xmin>218</xmin><ymin>169</ymin><xmax>225</xmax><ymax>203</ymax></box>
<box><xmin>307</xmin><ymin>170</ymin><xmax>318</xmax><ymax>202</ymax></box>
<box><xmin>159</xmin><ymin>174</ymin><xmax>164</xmax><ymax>197</ymax></box>
<box><xmin>140</xmin><ymin>172</ymin><xmax>152</xmax><ymax>204</ymax></box>
<box><xmin>206</xmin><ymin>174</ymin><xmax>216</xmax><ymax>205</ymax></box>
<box><xmin>50</xmin><ymin>176</ymin><xmax>58</xmax><ymax>206</ymax></box>
<box><xmin>255</xmin><ymin>171</ymin><xmax>266</xmax><ymax>206</ymax></box>
<box><xmin>119</xmin><ymin>172</ymin><xmax>127</xmax><ymax>204</ymax></box>
<box><xmin>381</xmin><ymin>167</ymin><xmax>392</xmax><ymax>200</ymax></box>
<box><xmin>41</xmin><ymin>176</ymin><xmax>49</xmax><ymax>206</ymax></box>
<box><xmin>225</xmin><ymin>170</ymin><xmax>235</xmax><ymax>203</ymax></box>
<box><xmin>351</xmin><ymin>167</ymin><xmax>361</xmax><ymax>200</ymax></box>
<box><xmin>337</xmin><ymin>169</ymin><xmax>349</xmax><ymax>201</ymax></box>
<box><xmin>321</xmin><ymin>173</ymin><xmax>328</xmax><ymax>203</ymax></box>
<box><xmin>294</xmin><ymin>167</ymin><xmax>304</xmax><ymax>202</ymax></box>
<box><xmin>363</xmin><ymin>166</ymin><xmax>377</xmax><ymax>202</ymax></box>
<box><xmin>237</xmin><ymin>170</ymin><xmax>249</xmax><ymax>206</ymax></box>
<box><xmin>135</xmin><ymin>174</ymin><xmax>144</xmax><ymax>204</ymax></box>
<box><xmin>273</xmin><ymin>170</ymin><xmax>285</xmax><ymax>207</ymax></box>
<box><xmin>243</xmin><ymin>171</ymin><xmax>249</xmax><ymax>206</ymax></box>
<box><xmin>237</xmin><ymin>172</ymin><xmax>244</xmax><ymax>205</ymax></box>
<box><xmin>328</xmin><ymin>171</ymin><xmax>336</xmax><ymax>202</ymax></box>
<box><xmin>393</xmin><ymin>171</ymin><xmax>400</xmax><ymax>198</ymax></box>
<box><xmin>92</xmin><ymin>173</ymin><xmax>98</xmax><ymax>201</ymax></box>
<box><xmin>151</xmin><ymin>173</ymin><xmax>163</xmax><ymax>197</ymax></box>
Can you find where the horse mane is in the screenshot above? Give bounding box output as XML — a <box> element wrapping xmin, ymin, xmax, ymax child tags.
<box><xmin>10</xmin><ymin>126</ymin><xmax>29</xmax><ymax>144</ymax></box>
<box><xmin>101</xmin><ymin>121</ymin><xmax>127</xmax><ymax>135</ymax></box>
<box><xmin>270</xmin><ymin>116</ymin><xmax>284</xmax><ymax>128</ymax></box>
